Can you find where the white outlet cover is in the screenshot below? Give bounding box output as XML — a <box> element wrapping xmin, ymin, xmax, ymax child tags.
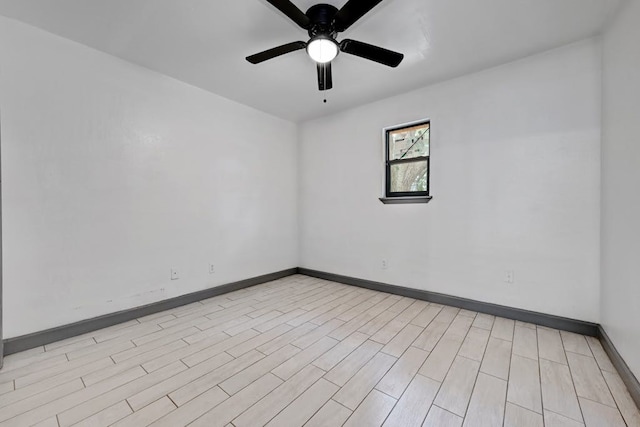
<box><xmin>171</xmin><ymin>269</ymin><xmax>179</xmax><ymax>280</ymax></box>
<box><xmin>505</xmin><ymin>271</ymin><xmax>514</xmax><ymax>283</ymax></box>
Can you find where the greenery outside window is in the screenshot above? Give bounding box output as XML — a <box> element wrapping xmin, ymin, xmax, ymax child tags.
<box><xmin>382</xmin><ymin>120</ymin><xmax>431</xmax><ymax>203</ymax></box>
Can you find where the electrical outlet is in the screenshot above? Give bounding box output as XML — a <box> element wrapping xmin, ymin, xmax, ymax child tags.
<box><xmin>171</xmin><ymin>268</ymin><xmax>180</xmax><ymax>280</ymax></box>
<box><xmin>505</xmin><ymin>270</ymin><xmax>514</xmax><ymax>284</ymax></box>
<box><xmin>382</xmin><ymin>259</ymin><xmax>388</xmax><ymax>270</ymax></box>
<box><xmin>209</xmin><ymin>264</ymin><xmax>215</xmax><ymax>274</ymax></box>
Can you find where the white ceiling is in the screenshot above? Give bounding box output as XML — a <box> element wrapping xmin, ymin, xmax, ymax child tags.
<box><xmin>0</xmin><ymin>0</ymin><xmax>622</xmax><ymax>122</ymax></box>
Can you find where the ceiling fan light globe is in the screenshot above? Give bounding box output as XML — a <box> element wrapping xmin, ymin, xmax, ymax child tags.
<box><xmin>307</xmin><ymin>38</ymin><xmax>338</xmax><ymax>63</ymax></box>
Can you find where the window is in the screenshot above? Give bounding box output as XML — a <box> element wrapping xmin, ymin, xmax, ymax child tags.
<box><xmin>381</xmin><ymin>120</ymin><xmax>432</xmax><ymax>204</ymax></box>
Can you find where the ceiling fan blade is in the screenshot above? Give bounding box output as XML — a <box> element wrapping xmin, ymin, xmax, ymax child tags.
<box><xmin>246</xmin><ymin>41</ymin><xmax>307</xmax><ymax>64</ymax></box>
<box><xmin>334</xmin><ymin>0</ymin><xmax>383</xmax><ymax>32</ymax></box>
<box><xmin>339</xmin><ymin>39</ymin><xmax>404</xmax><ymax>67</ymax></box>
<box><xmin>317</xmin><ymin>62</ymin><xmax>333</xmax><ymax>91</ymax></box>
<box><xmin>265</xmin><ymin>0</ymin><xmax>311</xmax><ymax>29</ymax></box>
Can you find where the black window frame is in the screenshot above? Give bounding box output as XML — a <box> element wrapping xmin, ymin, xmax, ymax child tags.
<box><xmin>384</xmin><ymin>119</ymin><xmax>431</xmax><ymax>198</ymax></box>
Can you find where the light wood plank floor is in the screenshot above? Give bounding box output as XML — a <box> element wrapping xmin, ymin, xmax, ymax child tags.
<box><xmin>1</xmin><ymin>275</ymin><xmax>639</xmax><ymax>427</ymax></box>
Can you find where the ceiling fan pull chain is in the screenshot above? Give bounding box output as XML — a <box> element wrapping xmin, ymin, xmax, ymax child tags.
<box><xmin>324</xmin><ymin>64</ymin><xmax>328</xmax><ymax>103</ymax></box>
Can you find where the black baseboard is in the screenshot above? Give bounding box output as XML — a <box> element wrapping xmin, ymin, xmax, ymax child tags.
<box><xmin>298</xmin><ymin>268</ymin><xmax>599</xmax><ymax>336</ymax></box>
<box><xmin>2</xmin><ymin>268</ymin><xmax>297</xmax><ymax>356</ymax></box>
<box><xmin>598</xmin><ymin>326</ymin><xmax>640</xmax><ymax>408</ymax></box>
<box><xmin>4</xmin><ymin>266</ymin><xmax>638</xmax><ymax>411</ymax></box>
<box><xmin>300</xmin><ymin>268</ymin><xmax>640</xmax><ymax>408</ymax></box>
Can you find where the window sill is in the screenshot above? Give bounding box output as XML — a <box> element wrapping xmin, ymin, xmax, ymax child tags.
<box><xmin>379</xmin><ymin>196</ymin><xmax>433</xmax><ymax>205</ymax></box>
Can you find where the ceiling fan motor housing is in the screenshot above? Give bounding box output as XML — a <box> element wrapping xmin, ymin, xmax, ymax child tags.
<box><xmin>306</xmin><ymin>4</ymin><xmax>339</xmax><ymax>38</ymax></box>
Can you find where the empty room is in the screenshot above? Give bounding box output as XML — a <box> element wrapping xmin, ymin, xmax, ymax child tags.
<box><xmin>0</xmin><ymin>0</ymin><xmax>639</xmax><ymax>426</ymax></box>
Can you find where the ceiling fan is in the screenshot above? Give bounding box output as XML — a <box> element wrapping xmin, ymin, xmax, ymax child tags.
<box><xmin>246</xmin><ymin>0</ymin><xmax>404</xmax><ymax>91</ymax></box>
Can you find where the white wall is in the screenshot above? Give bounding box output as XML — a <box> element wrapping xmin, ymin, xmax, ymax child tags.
<box><xmin>299</xmin><ymin>40</ymin><xmax>602</xmax><ymax>322</ymax></box>
<box><xmin>0</xmin><ymin>13</ymin><xmax>613</xmax><ymax>343</ymax></box>
<box><xmin>0</xmin><ymin>17</ymin><xmax>298</xmax><ymax>338</ymax></box>
<box><xmin>601</xmin><ymin>0</ymin><xmax>640</xmax><ymax>378</ymax></box>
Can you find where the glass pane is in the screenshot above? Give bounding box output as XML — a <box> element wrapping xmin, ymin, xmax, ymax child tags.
<box><xmin>390</xmin><ymin>160</ymin><xmax>428</xmax><ymax>193</ymax></box>
<box><xmin>389</xmin><ymin>123</ymin><xmax>430</xmax><ymax>161</ymax></box>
